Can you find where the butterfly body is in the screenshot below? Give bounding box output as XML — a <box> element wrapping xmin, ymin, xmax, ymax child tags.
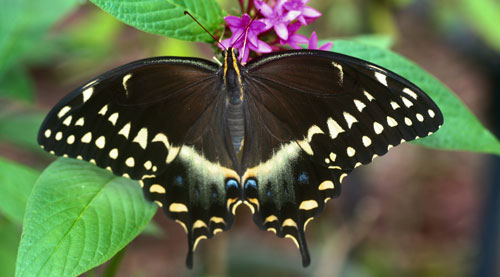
<box><xmin>38</xmin><ymin>48</ymin><xmax>443</xmax><ymax>268</ymax></box>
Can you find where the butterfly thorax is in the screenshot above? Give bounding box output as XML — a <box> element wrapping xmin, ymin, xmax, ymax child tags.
<box><xmin>222</xmin><ymin>48</ymin><xmax>245</xmax><ymax>154</ymax></box>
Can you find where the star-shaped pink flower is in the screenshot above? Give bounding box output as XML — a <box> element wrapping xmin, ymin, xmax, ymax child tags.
<box><xmin>254</xmin><ymin>0</ymin><xmax>300</xmax><ymax>40</ymax></box>
<box><xmin>220</xmin><ymin>14</ymin><xmax>272</xmax><ymax>63</ymax></box>
<box><xmin>284</xmin><ymin>0</ymin><xmax>322</xmax><ymax>25</ymax></box>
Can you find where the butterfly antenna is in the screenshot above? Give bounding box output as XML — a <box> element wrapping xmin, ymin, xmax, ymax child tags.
<box><xmin>184</xmin><ymin>11</ymin><xmax>226</xmax><ymax>50</ymax></box>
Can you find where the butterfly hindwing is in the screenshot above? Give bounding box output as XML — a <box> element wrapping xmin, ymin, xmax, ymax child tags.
<box><xmin>240</xmin><ymin>50</ymin><xmax>443</xmax><ymax>265</ymax></box>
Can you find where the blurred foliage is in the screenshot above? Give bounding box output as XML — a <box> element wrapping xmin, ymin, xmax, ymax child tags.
<box><xmin>1</xmin><ymin>0</ymin><xmax>500</xmax><ymax>276</ymax></box>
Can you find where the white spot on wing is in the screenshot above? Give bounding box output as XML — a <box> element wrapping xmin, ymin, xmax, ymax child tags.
<box><xmin>81</xmin><ymin>132</ymin><xmax>92</xmax><ymax>143</ymax></box>
<box><xmin>125</xmin><ymin>157</ymin><xmax>135</xmax><ymax>167</ymax></box>
<box><xmin>123</xmin><ymin>73</ymin><xmax>132</xmax><ymax>96</ymax></box>
<box><xmin>109</xmin><ymin>148</ymin><xmax>118</xmax><ymax>159</ymax></box>
<box><xmin>95</xmin><ymin>136</ymin><xmax>106</xmax><ymax>149</ymax></box>
<box><xmin>390</xmin><ymin>101</ymin><xmax>400</xmax><ymax>110</ymax></box>
<box><xmin>63</xmin><ymin>115</ymin><xmax>72</xmax><ymax>126</ymax></box>
<box><xmin>166</xmin><ymin>146</ymin><xmax>180</xmax><ymax>163</ymax></box>
<box><xmin>343</xmin><ymin>112</ymin><xmax>358</xmax><ymax>129</ymax></box>
<box><xmin>373</xmin><ymin>122</ymin><xmax>384</xmax><ymax>134</ymax></box>
<box><xmin>374</xmin><ymin>72</ymin><xmax>388</xmax><ymax>86</ymax></box>
<box><xmin>401</xmin><ymin>96</ymin><xmax>414</xmax><ymax>108</ymax></box>
<box><xmin>306</xmin><ymin>125</ymin><xmax>324</xmax><ymax>142</ymax></box>
<box><xmin>98</xmin><ymin>105</ymin><xmax>108</xmax><ymax>115</ymax></box>
<box><xmin>118</xmin><ymin>122</ymin><xmax>131</xmax><ymax>139</ymax></box>
<box><xmin>387</xmin><ymin>116</ymin><xmax>398</xmax><ymax>127</ymax></box>
<box><xmin>57</xmin><ymin>106</ymin><xmax>71</xmax><ymax>118</ymax></box>
<box><xmin>347</xmin><ymin>146</ymin><xmax>356</xmax><ymax>157</ymax></box>
<box><xmin>82</xmin><ymin>87</ymin><xmax>94</xmax><ymax>102</ymax></box>
<box><xmin>403</xmin><ymin>88</ymin><xmax>418</xmax><ymax>99</ymax></box>
<box><xmin>67</xmin><ymin>135</ymin><xmax>75</xmax><ymax>144</ymax></box>
<box><xmin>55</xmin><ymin>132</ymin><xmax>63</xmax><ymax>141</ymax></box>
<box><xmin>329</xmin><ymin>152</ymin><xmax>336</xmax><ymax>162</ymax></box>
<box><xmin>428</xmin><ymin>109</ymin><xmax>436</xmax><ymax>118</ymax></box>
<box><xmin>331</xmin><ymin>62</ymin><xmax>344</xmax><ymax>83</ymax></box>
<box><xmin>152</xmin><ymin>133</ymin><xmax>170</xmax><ymax>149</ymax></box>
<box><xmin>144</xmin><ymin>160</ymin><xmax>152</xmax><ymax>170</ymax></box>
<box><xmin>297</xmin><ymin>140</ymin><xmax>314</xmax><ymax>155</ymax></box>
<box><xmin>133</xmin><ymin>128</ymin><xmax>148</xmax><ymax>149</ymax></box>
<box><xmin>353</xmin><ymin>99</ymin><xmax>366</xmax><ymax>112</ymax></box>
<box><xmin>416</xmin><ymin>113</ymin><xmax>424</xmax><ymax>122</ymax></box>
<box><xmin>362</xmin><ymin>136</ymin><xmax>372</xmax><ymax>147</ymax></box>
<box><xmin>364</xmin><ymin>90</ymin><xmax>375</xmax><ymax>101</ymax></box>
<box><xmin>75</xmin><ymin>117</ymin><xmax>85</xmax><ymax>126</ymax></box>
<box><xmin>404</xmin><ymin>117</ymin><xmax>413</xmax><ymax>126</ymax></box>
<box><xmin>44</xmin><ymin>129</ymin><xmax>51</xmax><ymax>138</ymax></box>
<box><xmin>327</xmin><ymin>117</ymin><xmax>344</xmax><ymax>139</ymax></box>
<box><xmin>108</xmin><ymin>113</ymin><xmax>119</xmax><ymax>126</ymax></box>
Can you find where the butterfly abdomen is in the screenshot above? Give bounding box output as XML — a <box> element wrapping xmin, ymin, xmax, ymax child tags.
<box><xmin>226</xmin><ymin>102</ymin><xmax>245</xmax><ymax>153</ymax></box>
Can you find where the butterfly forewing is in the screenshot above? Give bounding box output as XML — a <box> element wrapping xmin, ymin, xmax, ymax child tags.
<box><xmin>239</xmin><ymin>50</ymin><xmax>443</xmax><ymax>266</ymax></box>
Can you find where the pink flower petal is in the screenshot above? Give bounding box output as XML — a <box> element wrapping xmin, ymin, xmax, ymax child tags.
<box><xmin>259</xmin><ymin>18</ymin><xmax>274</xmax><ymax>32</ymax></box>
<box><xmin>255</xmin><ymin>40</ymin><xmax>272</xmax><ymax>53</ymax></box>
<box><xmin>302</xmin><ymin>6</ymin><xmax>321</xmax><ymax>18</ymax></box>
<box><xmin>283</xmin><ymin>10</ymin><xmax>301</xmax><ymax>22</ymax></box>
<box><xmin>225</xmin><ymin>16</ymin><xmax>242</xmax><ymax>27</ymax></box>
<box><xmin>274</xmin><ymin>23</ymin><xmax>289</xmax><ymax>40</ymax></box>
<box><xmin>220</xmin><ymin>38</ymin><xmax>232</xmax><ymax>50</ymax></box>
<box><xmin>298</xmin><ymin>15</ymin><xmax>308</xmax><ymax>25</ymax></box>
<box><xmin>308</xmin><ymin>31</ymin><xmax>318</xmax><ymax>49</ymax></box>
<box><xmin>318</xmin><ymin>41</ymin><xmax>333</xmax><ymax>51</ymax></box>
<box><xmin>254</xmin><ymin>0</ymin><xmax>273</xmax><ymax>17</ymax></box>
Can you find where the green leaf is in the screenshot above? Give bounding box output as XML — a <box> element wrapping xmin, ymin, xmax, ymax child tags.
<box><xmin>0</xmin><ymin>0</ymin><xmax>81</xmax><ymax>75</ymax></box>
<box><xmin>0</xmin><ymin>220</ymin><xmax>22</xmax><ymax>277</ymax></box>
<box><xmin>0</xmin><ymin>158</ymin><xmax>40</xmax><ymax>224</ymax></box>
<box><xmin>0</xmin><ymin>66</ymin><xmax>35</xmax><ymax>103</ymax></box>
<box><xmin>331</xmin><ymin>40</ymin><xmax>500</xmax><ymax>155</ymax></box>
<box><xmin>460</xmin><ymin>0</ymin><xmax>500</xmax><ymax>52</ymax></box>
<box><xmin>90</xmin><ymin>0</ymin><xmax>224</xmax><ymax>42</ymax></box>
<box><xmin>16</xmin><ymin>158</ymin><xmax>157</xmax><ymax>277</ymax></box>
<box><xmin>0</xmin><ymin>109</ymin><xmax>45</xmax><ymax>153</ymax></box>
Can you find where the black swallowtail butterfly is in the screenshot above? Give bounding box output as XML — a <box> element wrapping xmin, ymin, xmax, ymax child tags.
<box><xmin>38</xmin><ymin>48</ymin><xmax>443</xmax><ymax>268</ymax></box>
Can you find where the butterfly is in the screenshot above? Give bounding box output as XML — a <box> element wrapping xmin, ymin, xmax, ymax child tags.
<box><xmin>38</xmin><ymin>47</ymin><xmax>443</xmax><ymax>268</ymax></box>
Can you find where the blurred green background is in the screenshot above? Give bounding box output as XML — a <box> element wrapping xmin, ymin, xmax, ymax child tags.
<box><xmin>2</xmin><ymin>0</ymin><xmax>500</xmax><ymax>276</ymax></box>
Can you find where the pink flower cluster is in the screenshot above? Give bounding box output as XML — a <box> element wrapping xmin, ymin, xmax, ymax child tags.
<box><xmin>220</xmin><ymin>0</ymin><xmax>332</xmax><ymax>63</ymax></box>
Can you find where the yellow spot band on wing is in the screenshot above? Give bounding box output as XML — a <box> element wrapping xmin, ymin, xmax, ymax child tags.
<box><xmin>175</xmin><ymin>220</ymin><xmax>188</xmax><ymax>233</ymax></box>
<box><xmin>149</xmin><ymin>184</ymin><xmax>166</xmax><ymax>194</ymax></box>
<box><xmin>299</xmin><ymin>200</ymin><xmax>319</xmax><ymax>211</ymax></box>
<box><xmin>285</xmin><ymin>234</ymin><xmax>300</xmax><ymax>249</ymax></box>
<box><xmin>169</xmin><ymin>203</ymin><xmax>188</xmax><ymax>213</ymax></box>
<box><xmin>210</xmin><ymin>217</ymin><xmax>226</xmax><ymax>225</ymax></box>
<box><xmin>247</xmin><ymin>197</ymin><xmax>260</xmax><ymax>211</ymax></box>
<box><xmin>282</xmin><ymin>218</ymin><xmax>297</xmax><ymax>228</ymax></box>
<box><xmin>265</xmin><ymin>215</ymin><xmax>278</xmax><ymax>224</ymax></box>
<box><xmin>192</xmin><ymin>220</ymin><xmax>207</xmax><ymax>230</ymax></box>
<box><xmin>304</xmin><ymin>217</ymin><xmax>314</xmax><ymax>231</ymax></box>
<box><xmin>193</xmin><ymin>235</ymin><xmax>207</xmax><ymax>251</ymax></box>
<box><xmin>318</xmin><ymin>180</ymin><xmax>334</xmax><ymax>190</ymax></box>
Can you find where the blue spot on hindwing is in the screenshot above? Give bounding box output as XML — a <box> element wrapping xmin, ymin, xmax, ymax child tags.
<box><xmin>298</xmin><ymin>172</ymin><xmax>309</xmax><ymax>184</ymax></box>
<box><xmin>174</xmin><ymin>176</ymin><xmax>183</xmax><ymax>185</ymax></box>
<box><xmin>226</xmin><ymin>179</ymin><xmax>239</xmax><ymax>190</ymax></box>
<box><xmin>244</xmin><ymin>179</ymin><xmax>258</xmax><ymax>191</ymax></box>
